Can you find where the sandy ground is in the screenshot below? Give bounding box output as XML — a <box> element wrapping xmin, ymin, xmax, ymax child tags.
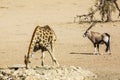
<box><xmin>0</xmin><ymin>0</ymin><xmax>120</xmax><ymax>80</ymax></box>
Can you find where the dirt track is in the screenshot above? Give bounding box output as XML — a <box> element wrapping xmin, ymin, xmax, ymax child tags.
<box><xmin>0</xmin><ymin>0</ymin><xmax>120</xmax><ymax>80</ymax></box>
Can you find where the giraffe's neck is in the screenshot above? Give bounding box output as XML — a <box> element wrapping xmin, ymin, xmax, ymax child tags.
<box><xmin>27</xmin><ymin>26</ymin><xmax>39</xmax><ymax>58</ymax></box>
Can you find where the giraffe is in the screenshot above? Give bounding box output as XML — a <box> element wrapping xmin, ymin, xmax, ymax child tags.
<box><xmin>24</xmin><ymin>25</ymin><xmax>59</xmax><ymax>69</ymax></box>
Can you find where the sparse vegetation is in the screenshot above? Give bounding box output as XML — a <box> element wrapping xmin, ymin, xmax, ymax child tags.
<box><xmin>74</xmin><ymin>0</ymin><xmax>120</xmax><ymax>23</ymax></box>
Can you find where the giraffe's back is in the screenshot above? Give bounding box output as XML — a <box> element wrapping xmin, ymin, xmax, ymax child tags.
<box><xmin>30</xmin><ymin>25</ymin><xmax>56</xmax><ymax>52</ymax></box>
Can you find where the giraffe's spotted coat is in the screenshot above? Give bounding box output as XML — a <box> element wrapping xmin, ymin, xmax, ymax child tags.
<box><xmin>24</xmin><ymin>25</ymin><xmax>59</xmax><ymax>69</ymax></box>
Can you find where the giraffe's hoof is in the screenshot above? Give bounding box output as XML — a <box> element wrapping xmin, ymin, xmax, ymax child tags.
<box><xmin>41</xmin><ymin>62</ymin><xmax>44</xmax><ymax>66</ymax></box>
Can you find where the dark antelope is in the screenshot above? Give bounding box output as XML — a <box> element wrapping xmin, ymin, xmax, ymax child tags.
<box><xmin>83</xmin><ymin>22</ymin><xmax>111</xmax><ymax>55</ymax></box>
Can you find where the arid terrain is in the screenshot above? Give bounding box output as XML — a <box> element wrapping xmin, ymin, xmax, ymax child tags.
<box><xmin>0</xmin><ymin>0</ymin><xmax>120</xmax><ymax>80</ymax></box>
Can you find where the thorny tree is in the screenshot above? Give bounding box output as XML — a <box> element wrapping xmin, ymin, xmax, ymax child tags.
<box><xmin>75</xmin><ymin>0</ymin><xmax>120</xmax><ymax>22</ymax></box>
<box><xmin>96</xmin><ymin>0</ymin><xmax>120</xmax><ymax>22</ymax></box>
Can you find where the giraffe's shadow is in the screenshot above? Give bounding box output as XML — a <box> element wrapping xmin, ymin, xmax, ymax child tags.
<box><xmin>70</xmin><ymin>52</ymin><xmax>93</xmax><ymax>55</ymax></box>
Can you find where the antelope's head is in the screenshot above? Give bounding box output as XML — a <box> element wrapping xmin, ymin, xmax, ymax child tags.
<box><xmin>83</xmin><ymin>22</ymin><xmax>96</xmax><ymax>37</ymax></box>
<box><xmin>83</xmin><ymin>31</ymin><xmax>89</xmax><ymax>37</ymax></box>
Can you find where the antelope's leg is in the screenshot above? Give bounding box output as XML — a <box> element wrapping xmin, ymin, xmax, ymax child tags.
<box><xmin>93</xmin><ymin>44</ymin><xmax>97</xmax><ymax>55</ymax></box>
<box><xmin>97</xmin><ymin>44</ymin><xmax>101</xmax><ymax>55</ymax></box>
<box><xmin>105</xmin><ymin>42</ymin><xmax>111</xmax><ymax>55</ymax></box>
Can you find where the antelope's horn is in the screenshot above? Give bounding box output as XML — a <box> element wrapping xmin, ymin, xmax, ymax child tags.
<box><xmin>86</xmin><ymin>22</ymin><xmax>97</xmax><ymax>31</ymax></box>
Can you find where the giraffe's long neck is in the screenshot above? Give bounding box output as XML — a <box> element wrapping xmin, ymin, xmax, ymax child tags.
<box><xmin>26</xmin><ymin>26</ymin><xmax>39</xmax><ymax>58</ymax></box>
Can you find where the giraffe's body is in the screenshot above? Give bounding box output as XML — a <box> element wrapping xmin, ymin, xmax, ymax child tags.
<box><xmin>24</xmin><ymin>25</ymin><xmax>59</xmax><ymax>69</ymax></box>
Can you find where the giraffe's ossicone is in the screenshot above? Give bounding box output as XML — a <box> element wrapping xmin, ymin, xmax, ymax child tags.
<box><xmin>24</xmin><ymin>25</ymin><xmax>59</xmax><ymax>69</ymax></box>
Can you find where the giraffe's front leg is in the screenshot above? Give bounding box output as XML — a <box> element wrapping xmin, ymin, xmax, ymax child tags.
<box><xmin>47</xmin><ymin>49</ymin><xmax>59</xmax><ymax>66</ymax></box>
<box><xmin>41</xmin><ymin>51</ymin><xmax>45</xmax><ymax>66</ymax></box>
<box><xmin>51</xmin><ymin>42</ymin><xmax>59</xmax><ymax>66</ymax></box>
<box><xmin>52</xmin><ymin>56</ymin><xmax>59</xmax><ymax>66</ymax></box>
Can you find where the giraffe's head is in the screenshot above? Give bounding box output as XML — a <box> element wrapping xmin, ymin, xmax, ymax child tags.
<box><xmin>24</xmin><ymin>55</ymin><xmax>31</xmax><ymax>69</ymax></box>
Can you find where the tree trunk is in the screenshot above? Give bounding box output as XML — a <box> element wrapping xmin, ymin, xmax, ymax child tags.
<box><xmin>106</xmin><ymin>8</ymin><xmax>112</xmax><ymax>22</ymax></box>
<box><xmin>113</xmin><ymin>0</ymin><xmax>120</xmax><ymax>17</ymax></box>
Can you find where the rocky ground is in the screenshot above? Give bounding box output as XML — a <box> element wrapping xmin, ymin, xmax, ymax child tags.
<box><xmin>0</xmin><ymin>65</ymin><xmax>97</xmax><ymax>80</ymax></box>
<box><xmin>0</xmin><ymin>0</ymin><xmax>120</xmax><ymax>80</ymax></box>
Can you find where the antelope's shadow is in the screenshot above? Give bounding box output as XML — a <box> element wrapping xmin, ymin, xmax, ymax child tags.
<box><xmin>70</xmin><ymin>52</ymin><xmax>93</xmax><ymax>55</ymax></box>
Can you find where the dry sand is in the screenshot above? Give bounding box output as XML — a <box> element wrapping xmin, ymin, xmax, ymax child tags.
<box><xmin>0</xmin><ymin>0</ymin><xmax>120</xmax><ymax>80</ymax></box>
